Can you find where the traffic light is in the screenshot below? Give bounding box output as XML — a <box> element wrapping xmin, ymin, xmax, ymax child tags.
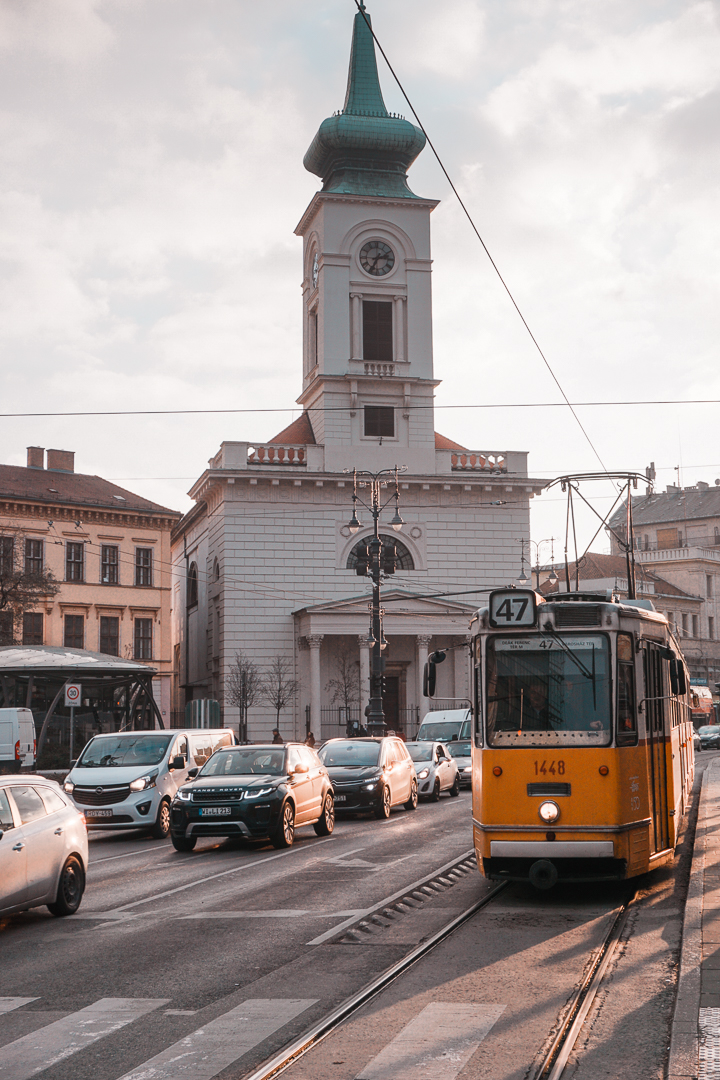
<box><xmin>355</xmin><ymin>542</ymin><xmax>370</xmax><ymax>576</ymax></box>
<box><xmin>381</xmin><ymin>541</ymin><xmax>397</xmax><ymax>575</ymax></box>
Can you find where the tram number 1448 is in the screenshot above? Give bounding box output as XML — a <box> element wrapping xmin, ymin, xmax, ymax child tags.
<box><xmin>534</xmin><ymin>760</ymin><xmax>565</xmax><ymax>776</ymax></box>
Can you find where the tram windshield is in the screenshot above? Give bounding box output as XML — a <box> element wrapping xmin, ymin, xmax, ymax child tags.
<box><xmin>486</xmin><ymin>634</ymin><xmax>611</xmax><ymax>747</ymax></box>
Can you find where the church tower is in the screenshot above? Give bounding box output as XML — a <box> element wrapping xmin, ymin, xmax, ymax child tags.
<box><xmin>295</xmin><ymin>4</ymin><xmax>440</xmax><ymax>475</ymax></box>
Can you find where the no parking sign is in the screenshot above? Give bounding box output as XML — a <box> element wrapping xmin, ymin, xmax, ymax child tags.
<box><xmin>64</xmin><ymin>683</ymin><xmax>81</xmax><ymax>707</ymax></box>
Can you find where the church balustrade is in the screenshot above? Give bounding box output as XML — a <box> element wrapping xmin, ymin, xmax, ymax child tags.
<box><xmin>363</xmin><ymin>362</ymin><xmax>395</xmax><ymax>377</ymax></box>
<box><xmin>247</xmin><ymin>444</ymin><xmax>307</xmax><ymax>466</ymax></box>
<box><xmin>450</xmin><ymin>452</ymin><xmax>507</xmax><ymax>472</ymax></box>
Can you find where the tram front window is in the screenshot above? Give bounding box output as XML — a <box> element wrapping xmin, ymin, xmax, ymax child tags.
<box><xmin>486</xmin><ymin>634</ymin><xmax>611</xmax><ymax>747</ymax></box>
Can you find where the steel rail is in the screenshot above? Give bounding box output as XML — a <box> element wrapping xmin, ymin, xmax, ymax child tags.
<box><xmin>242</xmin><ymin>880</ymin><xmax>508</xmax><ymax>1080</ymax></box>
<box><xmin>530</xmin><ymin>891</ymin><xmax>636</xmax><ymax>1079</ymax></box>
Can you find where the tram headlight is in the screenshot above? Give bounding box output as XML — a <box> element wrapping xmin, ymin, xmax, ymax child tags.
<box><xmin>538</xmin><ymin>800</ymin><xmax>560</xmax><ymax>824</ymax></box>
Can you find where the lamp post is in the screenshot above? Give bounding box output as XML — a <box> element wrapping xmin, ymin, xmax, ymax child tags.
<box><xmin>345</xmin><ymin>465</ymin><xmax>407</xmax><ymax>734</ymax></box>
<box><xmin>517</xmin><ymin>537</ymin><xmax>558</xmax><ymax>590</ymax></box>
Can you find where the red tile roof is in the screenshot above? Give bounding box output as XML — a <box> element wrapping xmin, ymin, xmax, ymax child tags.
<box><xmin>268</xmin><ymin>413</ymin><xmax>316</xmax><ymax>445</ymax></box>
<box><xmin>540</xmin><ymin>551</ymin><xmax>696</xmax><ymax>599</ymax></box>
<box><xmin>0</xmin><ymin>463</ymin><xmax>179</xmax><ymax>516</ymax></box>
<box><xmin>435</xmin><ymin>432</ymin><xmax>467</xmax><ymax>451</ymax></box>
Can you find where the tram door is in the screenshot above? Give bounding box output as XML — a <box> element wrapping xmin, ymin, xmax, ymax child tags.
<box><xmin>643</xmin><ymin>644</ymin><xmax>670</xmax><ymax>853</ymax></box>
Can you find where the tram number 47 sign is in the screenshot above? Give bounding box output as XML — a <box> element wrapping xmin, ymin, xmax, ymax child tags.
<box><xmin>64</xmin><ymin>683</ymin><xmax>82</xmax><ymax>707</ymax></box>
<box><xmin>489</xmin><ymin>589</ymin><xmax>538</xmax><ymax>628</ymax></box>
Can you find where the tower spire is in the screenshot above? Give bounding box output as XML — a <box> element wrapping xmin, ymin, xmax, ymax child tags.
<box><xmin>342</xmin><ymin>6</ymin><xmax>388</xmax><ymax>117</ymax></box>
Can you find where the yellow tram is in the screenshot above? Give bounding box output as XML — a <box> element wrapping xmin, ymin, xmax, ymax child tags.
<box><xmin>467</xmin><ymin>588</ymin><xmax>694</xmax><ymax>888</ymax></box>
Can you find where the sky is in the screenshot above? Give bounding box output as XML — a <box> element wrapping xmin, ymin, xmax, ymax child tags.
<box><xmin>1</xmin><ymin>0</ymin><xmax>719</xmax><ymax>574</ymax></box>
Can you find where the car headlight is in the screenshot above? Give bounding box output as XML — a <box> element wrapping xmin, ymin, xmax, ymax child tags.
<box><xmin>538</xmin><ymin>800</ymin><xmax>560</xmax><ymax>824</ymax></box>
<box><xmin>364</xmin><ymin>782</ymin><xmax>377</xmax><ymax>791</ymax></box>
<box><xmin>244</xmin><ymin>787</ymin><xmax>273</xmax><ymax>799</ymax></box>
<box><xmin>63</xmin><ymin>780</ymin><xmax>74</xmax><ymax>793</ymax></box>
<box><xmin>129</xmin><ymin>772</ymin><xmax>158</xmax><ymax>792</ymax></box>
<box><xmin>417</xmin><ymin>768</ymin><xmax>430</xmax><ymax>779</ymax></box>
<box><xmin>462</xmin><ymin>766</ymin><xmax>472</xmax><ymax>773</ymax></box>
<box><xmin>176</xmin><ymin>789</ymin><xmax>192</xmax><ymax>801</ymax></box>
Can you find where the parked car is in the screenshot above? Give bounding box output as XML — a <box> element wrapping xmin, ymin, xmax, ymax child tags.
<box><xmin>693</xmin><ymin>730</ymin><xmax>702</xmax><ymax>752</ymax></box>
<box><xmin>405</xmin><ymin>741</ymin><xmax>459</xmax><ymax>800</ymax></box>
<box><xmin>415</xmin><ymin>709</ymin><xmax>471</xmax><ymax>744</ymax></box>
<box><xmin>0</xmin><ymin>708</ymin><xmax>36</xmax><ymax>774</ymax></box>
<box><xmin>697</xmin><ymin>725</ymin><xmax>720</xmax><ymax>751</ymax></box>
<box><xmin>318</xmin><ymin>737</ymin><xmax>417</xmax><ymax>818</ymax></box>
<box><xmin>63</xmin><ymin>728</ymin><xmax>235</xmax><ymax>838</ymax></box>
<box><xmin>170</xmin><ymin>743</ymin><xmax>335</xmax><ymax>852</ymax></box>
<box><xmin>0</xmin><ymin>775</ymin><xmax>88</xmax><ymax>917</ymax></box>
<box><xmin>446</xmin><ymin>740</ymin><xmax>472</xmax><ymax>788</ymax></box>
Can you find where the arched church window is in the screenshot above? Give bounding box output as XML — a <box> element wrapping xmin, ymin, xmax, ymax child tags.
<box><xmin>187</xmin><ymin>562</ymin><xmax>198</xmax><ymax>608</ymax></box>
<box><xmin>346</xmin><ymin>534</ymin><xmax>414</xmax><ymax>571</ymax></box>
<box><xmin>213</xmin><ymin>558</ymin><xmax>220</xmax><ymax>581</ymax></box>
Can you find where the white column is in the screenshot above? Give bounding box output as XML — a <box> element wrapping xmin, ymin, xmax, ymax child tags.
<box><xmin>394</xmin><ymin>295</ymin><xmax>405</xmax><ymax>363</ymax></box>
<box><xmin>358</xmin><ymin>634</ymin><xmax>370</xmax><ymax>723</ymax></box>
<box><xmin>351</xmin><ymin>293</ymin><xmax>362</xmax><ymax>360</ymax></box>
<box><xmin>416</xmin><ymin>634</ymin><xmax>431</xmax><ymax>721</ymax></box>
<box><xmin>307</xmin><ymin>635</ymin><xmax>324</xmax><ymax>734</ymax></box>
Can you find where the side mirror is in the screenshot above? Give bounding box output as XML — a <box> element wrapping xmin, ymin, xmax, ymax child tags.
<box><xmin>292</xmin><ymin>763</ymin><xmax>309</xmax><ymax>774</ymax></box>
<box><xmin>187</xmin><ymin>767</ymin><xmax>199</xmax><ymax>779</ymax></box>
<box><xmin>170</xmin><ymin>755</ymin><xmax>186</xmax><ymax>771</ymax></box>
<box><xmin>0</xmin><ymin>829</ymin><xmax>4</xmax><ymax>842</ymax></box>
<box><xmin>69</xmin><ymin>760</ymin><xmax>77</xmax><ymax>769</ymax></box>
<box><xmin>423</xmin><ymin>650</ymin><xmax>447</xmax><ymax>697</ymax></box>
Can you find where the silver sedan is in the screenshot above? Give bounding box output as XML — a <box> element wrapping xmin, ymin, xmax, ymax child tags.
<box><xmin>405</xmin><ymin>741</ymin><xmax>459</xmax><ymax>801</ymax></box>
<box><xmin>0</xmin><ymin>775</ymin><xmax>88</xmax><ymax>917</ymax></box>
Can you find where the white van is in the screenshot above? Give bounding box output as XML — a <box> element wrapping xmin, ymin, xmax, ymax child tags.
<box><xmin>0</xmin><ymin>708</ymin><xmax>36</xmax><ymax>773</ymax></box>
<box><xmin>416</xmin><ymin>709</ymin><xmax>471</xmax><ymax>744</ymax></box>
<box><xmin>63</xmin><ymin>728</ymin><xmax>235</xmax><ymax>839</ymax></box>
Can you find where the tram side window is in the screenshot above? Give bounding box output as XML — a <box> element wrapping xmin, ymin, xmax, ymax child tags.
<box><xmin>474</xmin><ymin>662</ymin><xmax>483</xmax><ymax>747</ymax></box>
<box><xmin>617</xmin><ymin>633</ymin><xmax>638</xmax><ymax>746</ymax></box>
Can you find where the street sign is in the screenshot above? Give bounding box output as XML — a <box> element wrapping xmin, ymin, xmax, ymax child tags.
<box><xmin>64</xmin><ymin>683</ymin><xmax>81</xmax><ymax>707</ymax></box>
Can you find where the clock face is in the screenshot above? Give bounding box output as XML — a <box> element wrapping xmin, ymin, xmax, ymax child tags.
<box><xmin>311</xmin><ymin>253</ymin><xmax>319</xmax><ymax>288</ymax></box>
<box><xmin>359</xmin><ymin>240</ymin><xmax>395</xmax><ymax>277</ymax></box>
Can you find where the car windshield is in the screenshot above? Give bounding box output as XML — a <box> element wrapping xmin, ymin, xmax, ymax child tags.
<box><xmin>200</xmin><ymin>748</ymin><xmax>285</xmax><ymax>777</ymax></box>
<box><xmin>406</xmin><ymin>743</ymin><xmax>434</xmax><ymax>763</ymax></box>
<box><xmin>77</xmin><ymin>734</ymin><xmax>173</xmax><ymax>768</ymax></box>
<box><xmin>318</xmin><ymin>741</ymin><xmax>380</xmax><ymax>767</ymax></box>
<box><xmin>698</xmin><ymin>726</ymin><xmax>719</xmax><ymax>736</ymax></box>
<box><xmin>447</xmin><ymin>742</ymin><xmax>471</xmax><ymax>759</ymax></box>
<box><xmin>417</xmin><ymin>719</ymin><xmax>469</xmax><ymax>741</ymax></box>
<box><xmin>486</xmin><ymin>634</ymin><xmax>611</xmax><ymax>747</ymax></box>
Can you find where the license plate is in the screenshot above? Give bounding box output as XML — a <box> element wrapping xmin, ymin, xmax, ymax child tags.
<box><xmin>200</xmin><ymin>807</ymin><xmax>232</xmax><ymax>816</ymax></box>
<box><xmin>334</xmin><ymin>795</ymin><xmax>347</xmax><ymax>802</ymax></box>
<box><xmin>85</xmin><ymin>809</ymin><xmax>113</xmax><ymax>819</ymax></box>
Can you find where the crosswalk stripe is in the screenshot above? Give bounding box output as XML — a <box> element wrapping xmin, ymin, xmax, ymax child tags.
<box><xmin>0</xmin><ymin>1001</ymin><xmax>37</xmax><ymax>1017</ymax></box>
<box><xmin>0</xmin><ymin>998</ymin><xmax>169</xmax><ymax>1080</ymax></box>
<box><xmin>356</xmin><ymin>1002</ymin><xmax>506</xmax><ymax>1080</ymax></box>
<box><xmin>116</xmin><ymin>998</ymin><xmax>318</xmax><ymax>1080</ymax></box>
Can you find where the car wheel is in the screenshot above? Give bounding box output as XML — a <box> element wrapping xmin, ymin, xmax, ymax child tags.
<box><xmin>47</xmin><ymin>856</ymin><xmax>85</xmax><ymax>917</ymax></box>
<box><xmin>430</xmin><ymin>779</ymin><xmax>441</xmax><ymax>802</ymax></box>
<box><xmin>150</xmin><ymin>799</ymin><xmax>171</xmax><ymax>839</ymax></box>
<box><xmin>373</xmin><ymin>785</ymin><xmax>391</xmax><ymax>819</ymax></box>
<box><xmin>404</xmin><ymin>778</ymin><xmax>418</xmax><ymax>811</ymax></box>
<box><xmin>272</xmin><ymin>802</ymin><xmax>295</xmax><ymax>848</ymax></box>
<box><xmin>313</xmin><ymin>794</ymin><xmax>335</xmax><ymax>836</ymax></box>
<box><xmin>171</xmin><ymin>834</ymin><xmax>197</xmax><ymax>852</ymax></box>
<box><xmin>450</xmin><ymin>775</ymin><xmax>460</xmax><ymax>797</ymax></box>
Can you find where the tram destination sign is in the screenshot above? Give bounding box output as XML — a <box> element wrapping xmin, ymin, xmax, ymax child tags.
<box><xmin>489</xmin><ymin>589</ymin><xmax>538</xmax><ymax>629</ymax></box>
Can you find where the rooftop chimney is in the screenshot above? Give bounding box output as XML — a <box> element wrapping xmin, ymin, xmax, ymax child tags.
<box><xmin>46</xmin><ymin>449</ymin><xmax>75</xmax><ymax>473</ymax></box>
<box><xmin>27</xmin><ymin>446</ymin><xmax>45</xmax><ymax>469</ymax></box>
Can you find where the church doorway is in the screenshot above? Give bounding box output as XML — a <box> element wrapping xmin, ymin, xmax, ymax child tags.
<box><xmin>383</xmin><ymin>676</ymin><xmax>400</xmax><ymax>731</ymax></box>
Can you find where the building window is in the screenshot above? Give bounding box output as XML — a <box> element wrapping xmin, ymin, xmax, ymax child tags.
<box><xmin>682</xmin><ymin>613</ymin><xmax>689</xmax><ymax>635</ymax></box>
<box><xmin>24</xmin><ymin>540</ymin><xmax>43</xmax><ymax>576</ymax></box>
<box><xmin>66</xmin><ymin>542</ymin><xmax>84</xmax><ymax>582</ymax></box>
<box><xmin>657</xmin><ymin>528</ymin><xmax>680</xmax><ymax>550</ymax></box>
<box><xmin>64</xmin><ymin>614</ymin><xmax>84</xmax><ymax>649</ymax></box>
<box><xmin>710</xmin><ymin>617</ymin><xmax>715</xmax><ymax>641</ymax></box>
<box><xmin>693</xmin><ymin>615</ymin><xmax>699</xmax><ymax>638</ymax></box>
<box><xmin>362</xmin><ymin>300</ymin><xmax>393</xmax><ymax>362</ymax></box>
<box><xmin>100</xmin><ymin>616</ymin><xmax>119</xmax><ymax>656</ymax></box>
<box><xmin>134</xmin><ymin>618</ymin><xmax>153</xmax><ymax>660</ymax></box>
<box><xmin>135</xmin><ymin>548</ymin><xmax>153</xmax><ymax>587</ymax></box>
<box><xmin>364</xmin><ymin>405</ymin><xmax>394</xmax><ymax>438</ymax></box>
<box><xmin>310</xmin><ymin>311</ymin><xmax>318</xmax><ymax>370</ymax></box>
<box><xmin>0</xmin><ymin>611</ymin><xmax>14</xmax><ymax>645</ymax></box>
<box><xmin>667</xmin><ymin>612</ymin><xmax>674</xmax><ymax>631</ymax></box>
<box><xmin>708</xmin><ymin>575</ymin><xmax>714</xmax><ymax>598</ymax></box>
<box><xmin>101</xmin><ymin>545</ymin><xmax>118</xmax><ymax>584</ymax></box>
<box><xmin>187</xmin><ymin>562</ymin><xmax>198</xmax><ymax>608</ymax></box>
<box><xmin>346</xmin><ymin>533</ymin><xmax>415</xmax><ymax>571</ymax></box>
<box><xmin>0</xmin><ymin>536</ymin><xmax>14</xmax><ymax>576</ymax></box>
<box><xmin>22</xmin><ymin>613</ymin><xmax>43</xmax><ymax>645</ymax></box>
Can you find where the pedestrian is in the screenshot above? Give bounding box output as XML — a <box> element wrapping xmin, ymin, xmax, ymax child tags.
<box><xmin>305</xmin><ymin>731</ymin><xmax>316</xmax><ymax>748</ymax></box>
<box><xmin>272</xmin><ymin>728</ymin><xmax>283</xmax><ymax>744</ymax></box>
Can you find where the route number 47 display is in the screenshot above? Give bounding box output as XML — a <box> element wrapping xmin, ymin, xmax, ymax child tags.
<box><xmin>489</xmin><ymin>589</ymin><xmax>538</xmax><ymax>628</ymax></box>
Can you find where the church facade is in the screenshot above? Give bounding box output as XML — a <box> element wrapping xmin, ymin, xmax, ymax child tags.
<box><xmin>171</xmin><ymin>7</ymin><xmax>545</xmax><ymax>739</ymax></box>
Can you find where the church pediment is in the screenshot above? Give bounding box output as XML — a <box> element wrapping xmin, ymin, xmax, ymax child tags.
<box><xmin>294</xmin><ymin>589</ymin><xmax>477</xmax><ymax>638</ymax></box>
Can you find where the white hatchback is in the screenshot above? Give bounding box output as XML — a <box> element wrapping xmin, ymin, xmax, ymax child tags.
<box><xmin>0</xmin><ymin>776</ymin><xmax>88</xmax><ymax>917</ymax></box>
<box><xmin>405</xmin><ymin>741</ymin><xmax>460</xmax><ymax>800</ymax></box>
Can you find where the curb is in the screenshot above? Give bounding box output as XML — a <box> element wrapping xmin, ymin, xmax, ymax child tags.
<box><xmin>667</xmin><ymin>760</ymin><xmax>713</xmax><ymax>1080</ymax></box>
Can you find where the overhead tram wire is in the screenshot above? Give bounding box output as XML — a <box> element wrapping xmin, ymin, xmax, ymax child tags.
<box><xmin>351</xmin><ymin>1</ymin><xmax>613</xmax><ymax>479</ymax></box>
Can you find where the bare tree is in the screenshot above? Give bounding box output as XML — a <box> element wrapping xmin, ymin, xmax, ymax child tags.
<box><xmin>226</xmin><ymin>652</ymin><xmax>263</xmax><ymax>741</ymax></box>
<box><xmin>261</xmin><ymin>656</ymin><xmax>299</xmax><ymax>733</ymax></box>
<box><xmin>325</xmin><ymin>647</ymin><xmax>360</xmax><ymax>713</ymax></box>
<box><xmin>0</xmin><ymin>525</ymin><xmax>60</xmax><ymax>643</ymax></box>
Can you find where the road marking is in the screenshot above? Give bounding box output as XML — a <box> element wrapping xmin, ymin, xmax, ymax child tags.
<box><xmin>0</xmin><ymin>998</ymin><xmax>169</xmax><ymax>1080</ymax></box>
<box><xmin>92</xmin><ymin>845</ymin><xmax>172</xmax><ymax>865</ymax></box>
<box><xmin>179</xmin><ymin>909</ymin><xmax>364</xmax><ymax>920</ymax></box>
<box><xmin>305</xmin><ymin>849</ymin><xmax>475</xmax><ymax>946</ymax></box>
<box><xmin>356</xmin><ymin>1002</ymin><xmax>505</xmax><ymax>1080</ymax></box>
<box><xmin>0</xmin><ymin>1000</ymin><xmax>37</xmax><ymax>1016</ymax></box>
<box><xmin>116</xmin><ymin>998</ymin><xmax>317</xmax><ymax>1080</ymax></box>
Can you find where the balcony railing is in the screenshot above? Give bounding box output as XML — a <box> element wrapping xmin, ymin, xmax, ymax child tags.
<box><xmin>450</xmin><ymin>452</ymin><xmax>507</xmax><ymax>472</ymax></box>
<box><xmin>247</xmin><ymin>444</ymin><xmax>306</xmax><ymax>466</ymax></box>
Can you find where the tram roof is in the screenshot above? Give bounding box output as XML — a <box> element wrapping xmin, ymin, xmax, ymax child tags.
<box><xmin>0</xmin><ymin>646</ymin><xmax>156</xmax><ymax>678</ymax></box>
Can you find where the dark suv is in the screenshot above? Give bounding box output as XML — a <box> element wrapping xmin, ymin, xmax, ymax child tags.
<box><xmin>317</xmin><ymin>737</ymin><xmax>417</xmax><ymax>818</ymax></box>
<box><xmin>170</xmin><ymin>743</ymin><xmax>334</xmax><ymax>851</ymax></box>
